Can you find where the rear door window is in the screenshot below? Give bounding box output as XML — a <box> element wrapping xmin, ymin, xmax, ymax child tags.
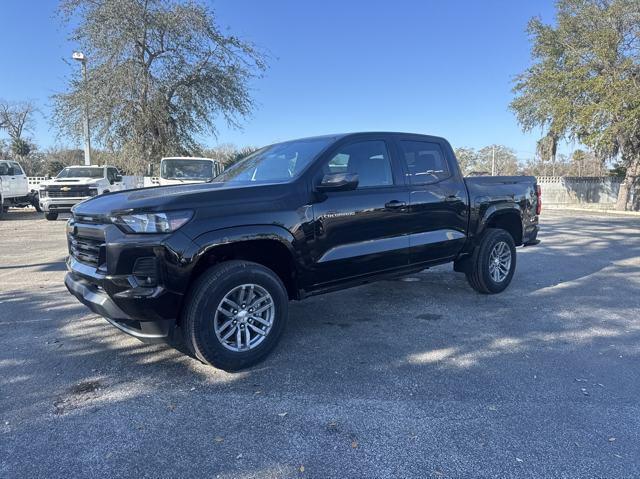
<box><xmin>399</xmin><ymin>141</ymin><xmax>450</xmax><ymax>185</ymax></box>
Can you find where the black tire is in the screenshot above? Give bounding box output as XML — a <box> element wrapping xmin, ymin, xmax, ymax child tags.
<box><xmin>0</xmin><ymin>198</ymin><xmax>5</xmax><ymax>219</ymax></box>
<box><xmin>465</xmin><ymin>228</ymin><xmax>516</xmax><ymax>294</ymax></box>
<box><xmin>45</xmin><ymin>212</ymin><xmax>58</xmax><ymax>221</ymax></box>
<box><xmin>32</xmin><ymin>195</ymin><xmax>43</xmax><ymax>212</ymax></box>
<box><xmin>181</xmin><ymin>260</ymin><xmax>289</xmax><ymax>371</ymax></box>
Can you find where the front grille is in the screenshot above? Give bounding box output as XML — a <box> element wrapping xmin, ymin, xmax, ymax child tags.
<box><xmin>47</xmin><ymin>186</ymin><xmax>92</xmax><ymax>198</ymax></box>
<box><xmin>69</xmin><ymin>236</ymin><xmax>104</xmax><ymax>266</ymax></box>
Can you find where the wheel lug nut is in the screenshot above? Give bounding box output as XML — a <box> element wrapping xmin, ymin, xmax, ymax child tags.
<box><xmin>249</xmin><ymin>308</ymin><xmax>253</xmax><ymax>312</ymax></box>
<box><xmin>242</xmin><ymin>304</ymin><xmax>246</xmax><ymax>308</ymax></box>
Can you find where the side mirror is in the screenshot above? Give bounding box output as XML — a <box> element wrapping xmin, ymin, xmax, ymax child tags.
<box><xmin>316</xmin><ymin>172</ymin><xmax>359</xmax><ymax>192</ymax></box>
<box><xmin>115</xmin><ymin>174</ymin><xmax>123</xmax><ymax>182</ymax></box>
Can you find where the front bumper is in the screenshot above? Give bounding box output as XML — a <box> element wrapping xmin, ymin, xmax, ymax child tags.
<box><xmin>41</xmin><ymin>196</ymin><xmax>88</xmax><ymax>213</ymax></box>
<box><xmin>65</xmin><ymin>264</ymin><xmax>175</xmax><ymax>341</ymax></box>
<box><xmin>63</xmin><ymin>219</ymin><xmax>198</xmax><ymax>341</ymax></box>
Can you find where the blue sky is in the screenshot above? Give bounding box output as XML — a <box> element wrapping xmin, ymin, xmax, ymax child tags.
<box><xmin>0</xmin><ymin>0</ymin><xmax>564</xmax><ymax>159</ymax></box>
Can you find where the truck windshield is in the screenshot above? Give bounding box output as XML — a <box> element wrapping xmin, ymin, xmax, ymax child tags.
<box><xmin>213</xmin><ymin>138</ymin><xmax>333</xmax><ymax>185</ymax></box>
<box><xmin>57</xmin><ymin>167</ymin><xmax>104</xmax><ymax>178</ymax></box>
<box><xmin>161</xmin><ymin>159</ymin><xmax>214</xmax><ymax>181</ymax></box>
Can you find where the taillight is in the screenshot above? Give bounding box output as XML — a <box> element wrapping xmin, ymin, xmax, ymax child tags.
<box><xmin>535</xmin><ymin>184</ymin><xmax>542</xmax><ymax>215</ymax></box>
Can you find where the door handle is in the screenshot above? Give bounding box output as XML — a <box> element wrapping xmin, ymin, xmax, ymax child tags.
<box><xmin>444</xmin><ymin>195</ymin><xmax>459</xmax><ymax>202</ymax></box>
<box><xmin>385</xmin><ymin>200</ymin><xmax>406</xmax><ymax>209</ymax></box>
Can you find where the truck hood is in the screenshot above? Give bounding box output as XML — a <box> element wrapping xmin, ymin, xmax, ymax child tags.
<box><xmin>72</xmin><ymin>181</ymin><xmax>295</xmax><ymax>217</ymax></box>
<box><xmin>42</xmin><ymin>177</ymin><xmax>103</xmax><ymax>186</ymax></box>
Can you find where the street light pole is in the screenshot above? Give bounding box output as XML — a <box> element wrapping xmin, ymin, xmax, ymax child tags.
<box><xmin>491</xmin><ymin>145</ymin><xmax>496</xmax><ymax>176</ymax></box>
<box><xmin>73</xmin><ymin>52</ymin><xmax>91</xmax><ymax>166</ymax></box>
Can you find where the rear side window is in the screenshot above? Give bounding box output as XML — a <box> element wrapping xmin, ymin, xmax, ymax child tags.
<box><xmin>324</xmin><ymin>140</ymin><xmax>393</xmax><ymax>188</ymax></box>
<box><xmin>399</xmin><ymin>141</ymin><xmax>450</xmax><ymax>185</ymax></box>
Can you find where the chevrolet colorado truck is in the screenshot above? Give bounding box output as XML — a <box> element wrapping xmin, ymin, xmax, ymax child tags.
<box><xmin>64</xmin><ymin>132</ymin><xmax>540</xmax><ymax>370</ymax></box>
<box><xmin>39</xmin><ymin>165</ymin><xmax>125</xmax><ymax>220</ymax></box>
<box><xmin>0</xmin><ymin>159</ymin><xmax>40</xmax><ymax>218</ymax></box>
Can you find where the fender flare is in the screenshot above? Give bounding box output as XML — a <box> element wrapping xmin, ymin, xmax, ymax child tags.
<box><xmin>191</xmin><ymin>224</ymin><xmax>298</xmax><ymax>261</ymax></box>
<box><xmin>477</xmin><ymin>202</ymin><xmax>523</xmax><ymax>240</ymax></box>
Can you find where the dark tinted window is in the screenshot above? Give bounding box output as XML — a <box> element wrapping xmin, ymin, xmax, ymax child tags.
<box><xmin>57</xmin><ymin>167</ymin><xmax>104</xmax><ymax>178</ymax></box>
<box><xmin>10</xmin><ymin>162</ymin><xmax>24</xmax><ymax>175</ymax></box>
<box><xmin>325</xmin><ymin>140</ymin><xmax>393</xmax><ymax>188</ymax></box>
<box><xmin>399</xmin><ymin>141</ymin><xmax>450</xmax><ymax>184</ymax></box>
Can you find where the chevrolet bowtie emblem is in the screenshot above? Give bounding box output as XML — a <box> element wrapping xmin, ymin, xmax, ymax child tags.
<box><xmin>60</xmin><ymin>186</ymin><xmax>71</xmax><ymax>191</ymax></box>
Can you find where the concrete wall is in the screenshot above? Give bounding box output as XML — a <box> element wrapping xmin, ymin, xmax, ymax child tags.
<box><xmin>537</xmin><ymin>176</ymin><xmax>638</xmax><ymax>210</ymax></box>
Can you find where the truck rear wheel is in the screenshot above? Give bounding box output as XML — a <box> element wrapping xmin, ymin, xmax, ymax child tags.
<box><xmin>181</xmin><ymin>260</ymin><xmax>289</xmax><ymax>371</ymax></box>
<box><xmin>466</xmin><ymin>228</ymin><xmax>516</xmax><ymax>294</ymax></box>
<box><xmin>45</xmin><ymin>212</ymin><xmax>58</xmax><ymax>221</ymax></box>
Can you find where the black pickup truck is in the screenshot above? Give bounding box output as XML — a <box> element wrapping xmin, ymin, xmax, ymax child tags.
<box><xmin>65</xmin><ymin>132</ymin><xmax>540</xmax><ymax>370</ymax></box>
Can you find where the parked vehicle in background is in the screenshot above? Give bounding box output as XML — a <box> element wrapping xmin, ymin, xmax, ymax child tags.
<box><xmin>64</xmin><ymin>132</ymin><xmax>541</xmax><ymax>370</ymax></box>
<box><xmin>39</xmin><ymin>165</ymin><xmax>126</xmax><ymax>221</ymax></box>
<box><xmin>159</xmin><ymin>157</ymin><xmax>223</xmax><ymax>185</ymax></box>
<box><xmin>0</xmin><ymin>160</ymin><xmax>41</xmax><ymax>219</ymax></box>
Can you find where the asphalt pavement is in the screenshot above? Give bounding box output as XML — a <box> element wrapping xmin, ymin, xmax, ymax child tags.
<box><xmin>1</xmin><ymin>209</ymin><xmax>639</xmax><ymax>478</ymax></box>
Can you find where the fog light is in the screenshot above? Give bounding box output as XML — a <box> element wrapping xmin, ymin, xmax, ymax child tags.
<box><xmin>132</xmin><ymin>257</ymin><xmax>158</xmax><ymax>287</ymax></box>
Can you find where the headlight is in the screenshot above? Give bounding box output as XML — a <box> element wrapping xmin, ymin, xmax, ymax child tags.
<box><xmin>39</xmin><ymin>188</ymin><xmax>47</xmax><ymax>198</ymax></box>
<box><xmin>110</xmin><ymin>210</ymin><xmax>193</xmax><ymax>234</ymax></box>
<box><xmin>89</xmin><ymin>188</ymin><xmax>99</xmax><ymax>197</ymax></box>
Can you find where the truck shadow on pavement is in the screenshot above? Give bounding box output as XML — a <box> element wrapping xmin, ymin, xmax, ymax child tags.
<box><xmin>0</xmin><ymin>260</ymin><xmax>67</xmax><ymax>271</ymax></box>
<box><xmin>2</xmin><ymin>211</ymin><xmax>640</xmax><ymax>477</ymax></box>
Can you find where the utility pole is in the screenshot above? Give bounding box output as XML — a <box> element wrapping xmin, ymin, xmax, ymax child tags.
<box><xmin>491</xmin><ymin>146</ymin><xmax>496</xmax><ymax>176</ymax></box>
<box><xmin>72</xmin><ymin>52</ymin><xmax>91</xmax><ymax>166</ymax></box>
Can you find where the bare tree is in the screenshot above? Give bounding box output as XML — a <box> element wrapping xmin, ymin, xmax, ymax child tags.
<box><xmin>0</xmin><ymin>99</ymin><xmax>38</xmax><ymax>158</ymax></box>
<box><xmin>52</xmin><ymin>0</ymin><xmax>267</xmax><ymax>174</ymax></box>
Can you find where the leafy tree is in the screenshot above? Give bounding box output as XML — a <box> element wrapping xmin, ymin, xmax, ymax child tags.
<box><xmin>53</xmin><ymin>0</ymin><xmax>267</xmax><ymax>174</ymax></box>
<box><xmin>475</xmin><ymin>145</ymin><xmax>519</xmax><ymax>176</ymax></box>
<box><xmin>511</xmin><ymin>0</ymin><xmax>640</xmax><ymax>210</ymax></box>
<box><xmin>454</xmin><ymin>145</ymin><xmax>519</xmax><ymax>176</ymax></box>
<box><xmin>454</xmin><ymin>147</ymin><xmax>481</xmax><ymax>175</ymax></box>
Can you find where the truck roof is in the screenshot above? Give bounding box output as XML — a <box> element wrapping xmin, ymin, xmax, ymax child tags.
<box><xmin>161</xmin><ymin>157</ymin><xmax>217</xmax><ymax>161</ymax></box>
<box><xmin>272</xmin><ymin>132</ymin><xmax>448</xmax><ymax>143</ymax></box>
<box><xmin>65</xmin><ymin>165</ymin><xmax>113</xmax><ymax>168</ymax></box>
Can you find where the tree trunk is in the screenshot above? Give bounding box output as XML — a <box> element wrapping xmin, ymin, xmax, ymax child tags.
<box><xmin>615</xmin><ymin>160</ymin><xmax>638</xmax><ymax>211</ymax></box>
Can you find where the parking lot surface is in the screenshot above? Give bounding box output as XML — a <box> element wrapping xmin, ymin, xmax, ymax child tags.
<box><xmin>1</xmin><ymin>209</ymin><xmax>639</xmax><ymax>478</ymax></box>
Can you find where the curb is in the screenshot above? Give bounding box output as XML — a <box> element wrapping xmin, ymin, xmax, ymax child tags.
<box><xmin>543</xmin><ymin>206</ymin><xmax>640</xmax><ymax>217</ymax></box>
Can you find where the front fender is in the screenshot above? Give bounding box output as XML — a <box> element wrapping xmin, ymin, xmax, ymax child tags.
<box><xmin>191</xmin><ymin>224</ymin><xmax>298</xmax><ymax>259</ymax></box>
<box><xmin>193</xmin><ymin>224</ymin><xmax>296</xmax><ymax>248</ymax></box>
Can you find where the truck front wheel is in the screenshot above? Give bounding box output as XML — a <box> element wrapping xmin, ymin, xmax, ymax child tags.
<box><xmin>45</xmin><ymin>212</ymin><xmax>58</xmax><ymax>221</ymax></box>
<box><xmin>181</xmin><ymin>260</ymin><xmax>289</xmax><ymax>371</ymax></box>
<box><xmin>466</xmin><ymin>228</ymin><xmax>516</xmax><ymax>294</ymax></box>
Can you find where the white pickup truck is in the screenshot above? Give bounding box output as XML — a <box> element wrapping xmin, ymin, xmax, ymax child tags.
<box><xmin>159</xmin><ymin>157</ymin><xmax>223</xmax><ymax>185</ymax></box>
<box><xmin>0</xmin><ymin>159</ymin><xmax>40</xmax><ymax>219</ymax></box>
<box><xmin>39</xmin><ymin>165</ymin><xmax>126</xmax><ymax>220</ymax></box>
